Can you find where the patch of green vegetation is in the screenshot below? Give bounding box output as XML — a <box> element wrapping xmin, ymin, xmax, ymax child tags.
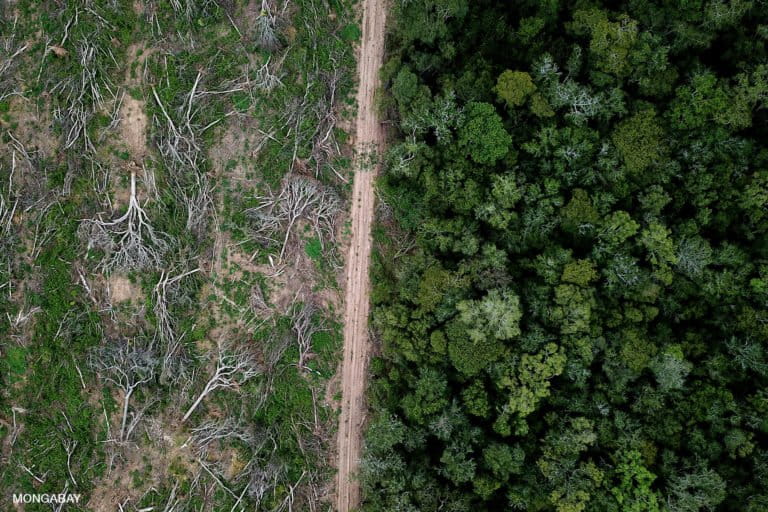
<box><xmin>340</xmin><ymin>23</ymin><xmax>362</xmax><ymax>42</ymax></box>
<box><xmin>304</xmin><ymin>236</ymin><xmax>323</xmax><ymax>261</ymax></box>
<box><xmin>3</xmin><ymin>346</ymin><xmax>26</xmax><ymax>377</ymax></box>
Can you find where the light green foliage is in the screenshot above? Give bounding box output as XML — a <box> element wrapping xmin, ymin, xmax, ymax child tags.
<box><xmin>619</xmin><ymin>328</ymin><xmax>657</xmax><ymax>373</ymax></box>
<box><xmin>552</xmin><ymin>284</ymin><xmax>595</xmax><ymax>334</ymax></box>
<box><xmin>530</xmin><ymin>91</ymin><xmax>556</xmax><ymax>117</ymax></box>
<box><xmin>392</xmin><ymin>67</ymin><xmax>423</xmax><ymax>107</ymax></box>
<box><xmin>669</xmin><ymin>67</ymin><xmax>768</xmax><ymax>130</ymax></box>
<box><xmin>572</xmin><ymin>9</ymin><xmax>639</xmax><ymax>76</ymax></box>
<box><xmin>501</xmin><ymin>343</ymin><xmax>566</xmax><ymax>423</ymax></box>
<box><xmin>650</xmin><ymin>345</ymin><xmax>692</xmax><ymax>391</ymax></box>
<box><xmin>494</xmin><ymin>70</ymin><xmax>536</xmax><ymax>107</ymax></box>
<box><xmin>667</xmin><ymin>468</ymin><xmax>727</xmax><ymax>512</ymax></box>
<box><xmin>403</xmin><ymin>90</ymin><xmax>464</xmax><ymax>143</ymax></box>
<box><xmin>612</xmin><ymin>108</ymin><xmax>665</xmax><ymax>174</ymax></box>
<box><xmin>561</xmin><ymin>259</ymin><xmax>597</xmax><ymax>287</ymax></box>
<box><xmin>600</xmin><ymin>211</ymin><xmax>640</xmax><ymax>247</ymax></box>
<box><xmin>462</xmin><ymin>379</ymin><xmax>490</xmax><ymax>418</ymax></box>
<box><xmin>611</xmin><ymin>450</ymin><xmax>661</xmax><ymax>512</ymax></box>
<box><xmin>448</xmin><ymin>289</ymin><xmax>523</xmax><ymax>375</ymax></box>
<box><xmin>458</xmin><ymin>102</ymin><xmax>511</xmax><ymax>164</ymax></box>
<box><xmin>491</xmin><ymin>173</ymin><xmax>522</xmax><ymax>209</ymax></box>
<box><xmin>640</xmin><ymin>221</ymin><xmax>677</xmax><ymax>284</ymax></box>
<box><xmin>562</xmin><ymin>189</ymin><xmax>599</xmax><ymax>234</ymax></box>
<box><xmin>538</xmin><ymin>418</ymin><xmax>602</xmax><ymax>512</ymax></box>
<box><xmin>402</xmin><ymin>368</ymin><xmax>449</xmax><ymax>424</ymax></box>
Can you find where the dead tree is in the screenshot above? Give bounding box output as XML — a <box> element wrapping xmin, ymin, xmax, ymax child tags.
<box><xmin>276</xmin><ymin>37</ymin><xmax>347</xmax><ymax>180</ymax></box>
<box><xmin>254</xmin><ymin>56</ymin><xmax>284</xmax><ymax>92</ymax></box>
<box><xmin>0</xmin><ymin>165</ymin><xmax>17</xmax><ymax>249</ymax></box>
<box><xmin>168</xmin><ymin>0</ymin><xmax>222</xmax><ymax>24</ymax></box>
<box><xmin>88</xmin><ymin>339</ymin><xmax>157</xmax><ymax>443</ymax></box>
<box><xmin>58</xmin><ymin>411</ymin><xmax>79</xmax><ymax>488</ymax></box>
<box><xmin>308</xmin><ymin>67</ymin><xmax>342</xmax><ymax>173</ymax></box>
<box><xmin>151</xmin><ymin>79</ymin><xmax>204</xmax><ymax>176</ymax></box>
<box><xmin>250</xmin><ymin>284</ymin><xmax>270</xmax><ymax>315</ymax></box>
<box><xmin>0</xmin><ymin>15</ymin><xmax>27</xmax><ymax>101</ymax></box>
<box><xmin>290</xmin><ymin>302</ymin><xmax>321</xmax><ymax>373</ymax></box>
<box><xmin>160</xmin><ymin>482</ymin><xmax>180</xmax><ymax>512</ymax></box>
<box><xmin>48</xmin><ymin>7</ymin><xmax>119</xmax><ymax>153</ymax></box>
<box><xmin>244</xmin><ymin>457</ymin><xmax>286</xmax><ymax>509</ymax></box>
<box><xmin>188</xmin><ymin>416</ymin><xmax>255</xmax><ymax>458</ymax></box>
<box><xmin>153</xmin><ymin>268</ymin><xmax>200</xmax><ymax>386</ymax></box>
<box><xmin>182</xmin><ymin>172</ymin><xmax>214</xmax><ymax>239</ymax></box>
<box><xmin>255</xmin><ymin>0</ymin><xmax>280</xmax><ymax>51</ymax></box>
<box><xmin>79</xmin><ymin>171</ymin><xmax>169</xmax><ymax>272</ymax></box>
<box><xmin>0</xmin><ymin>159</ymin><xmax>17</xmax><ymax>298</ymax></box>
<box><xmin>151</xmin><ymin>73</ymin><xmax>231</xmax><ymax>233</ymax></box>
<box><xmin>152</xmin><ymin>70</ymin><xmax>241</xmax><ymax>175</ymax></box>
<box><xmin>246</xmin><ymin>176</ymin><xmax>340</xmax><ymax>261</ymax></box>
<box><xmin>181</xmin><ymin>344</ymin><xmax>261</xmax><ymax>422</ymax></box>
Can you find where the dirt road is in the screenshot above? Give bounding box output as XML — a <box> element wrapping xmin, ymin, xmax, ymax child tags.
<box><xmin>335</xmin><ymin>0</ymin><xmax>387</xmax><ymax>510</ymax></box>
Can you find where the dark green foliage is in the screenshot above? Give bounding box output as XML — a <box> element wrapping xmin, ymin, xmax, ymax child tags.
<box><xmin>364</xmin><ymin>0</ymin><xmax>768</xmax><ymax>510</ymax></box>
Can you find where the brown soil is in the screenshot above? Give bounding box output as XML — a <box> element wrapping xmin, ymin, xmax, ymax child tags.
<box><xmin>107</xmin><ymin>274</ymin><xmax>142</xmax><ymax>304</ymax></box>
<box><xmin>119</xmin><ymin>94</ymin><xmax>148</xmax><ymax>160</ymax></box>
<box><xmin>335</xmin><ymin>0</ymin><xmax>388</xmax><ymax>510</ymax></box>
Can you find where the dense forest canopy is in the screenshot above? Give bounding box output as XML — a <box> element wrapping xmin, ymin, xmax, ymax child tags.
<box><xmin>363</xmin><ymin>1</ymin><xmax>768</xmax><ymax>511</ymax></box>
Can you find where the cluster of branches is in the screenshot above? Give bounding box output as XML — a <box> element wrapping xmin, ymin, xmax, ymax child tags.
<box><xmin>0</xmin><ymin>169</ymin><xmax>16</xmax><ymax>298</ymax></box>
<box><xmin>78</xmin><ymin>171</ymin><xmax>170</xmax><ymax>272</ymax></box>
<box><xmin>0</xmin><ymin>134</ymin><xmax>48</xmax><ymax>300</ymax></box>
<box><xmin>153</xmin><ymin>268</ymin><xmax>200</xmax><ymax>388</ymax></box>
<box><xmin>186</xmin><ymin>415</ymin><xmax>322</xmax><ymax>512</ymax></box>
<box><xmin>151</xmin><ymin>69</ymin><xmax>253</xmax><ymax>237</ymax></box>
<box><xmin>253</xmin><ymin>0</ymin><xmax>292</xmax><ymax>51</ymax></box>
<box><xmin>188</xmin><ymin>415</ymin><xmax>256</xmax><ymax>458</ymax></box>
<box><xmin>88</xmin><ymin>338</ymin><xmax>158</xmax><ymax>445</ymax></box>
<box><xmin>246</xmin><ymin>175</ymin><xmax>340</xmax><ymax>262</ymax></box>
<box><xmin>269</xmin><ymin>0</ymin><xmax>351</xmax><ymax>181</ymax></box>
<box><xmin>181</xmin><ymin>342</ymin><xmax>262</xmax><ymax>423</ymax></box>
<box><xmin>253</xmin><ymin>55</ymin><xmax>285</xmax><ymax>93</ymax></box>
<box><xmin>290</xmin><ymin>301</ymin><xmax>323</xmax><ymax>373</ymax></box>
<box><xmin>47</xmin><ymin>5</ymin><xmax>120</xmax><ymax>153</ymax></box>
<box><xmin>0</xmin><ymin>161</ymin><xmax>17</xmax><ymax>254</ymax></box>
<box><xmin>0</xmin><ymin>15</ymin><xmax>27</xmax><ymax>101</ymax></box>
<box><xmin>245</xmin><ymin>463</ymin><xmax>319</xmax><ymax>512</ymax></box>
<box><xmin>282</xmin><ymin>65</ymin><xmax>345</xmax><ymax>179</ymax></box>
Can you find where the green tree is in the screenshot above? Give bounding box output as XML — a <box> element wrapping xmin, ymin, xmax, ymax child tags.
<box><xmin>571</xmin><ymin>9</ymin><xmax>639</xmax><ymax>77</ymax></box>
<box><xmin>402</xmin><ymin>368</ymin><xmax>449</xmax><ymax>424</ymax></box>
<box><xmin>494</xmin><ymin>70</ymin><xmax>536</xmax><ymax>107</ymax></box>
<box><xmin>448</xmin><ymin>289</ymin><xmax>522</xmax><ymax>375</ymax></box>
<box><xmin>611</xmin><ymin>450</ymin><xmax>661</xmax><ymax>512</ymax></box>
<box><xmin>612</xmin><ymin>108</ymin><xmax>666</xmax><ymax>175</ymax></box>
<box><xmin>458</xmin><ymin>102</ymin><xmax>511</xmax><ymax>164</ymax></box>
<box><xmin>501</xmin><ymin>343</ymin><xmax>566</xmax><ymax>431</ymax></box>
<box><xmin>667</xmin><ymin>467</ymin><xmax>726</xmax><ymax>512</ymax></box>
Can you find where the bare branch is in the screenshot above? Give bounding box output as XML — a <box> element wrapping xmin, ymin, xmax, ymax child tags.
<box><xmin>88</xmin><ymin>338</ymin><xmax>157</xmax><ymax>443</ymax></box>
<box><xmin>246</xmin><ymin>175</ymin><xmax>340</xmax><ymax>262</ymax></box>
<box><xmin>153</xmin><ymin>267</ymin><xmax>201</xmax><ymax>387</ymax></box>
<box><xmin>254</xmin><ymin>0</ymin><xmax>281</xmax><ymax>51</ymax></box>
<box><xmin>181</xmin><ymin>344</ymin><xmax>262</xmax><ymax>423</ymax></box>
<box><xmin>79</xmin><ymin>171</ymin><xmax>170</xmax><ymax>272</ymax></box>
<box><xmin>188</xmin><ymin>416</ymin><xmax>255</xmax><ymax>457</ymax></box>
<box><xmin>290</xmin><ymin>301</ymin><xmax>322</xmax><ymax>373</ymax></box>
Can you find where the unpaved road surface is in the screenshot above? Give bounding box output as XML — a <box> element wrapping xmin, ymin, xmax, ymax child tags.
<box><xmin>335</xmin><ymin>0</ymin><xmax>387</xmax><ymax>509</ymax></box>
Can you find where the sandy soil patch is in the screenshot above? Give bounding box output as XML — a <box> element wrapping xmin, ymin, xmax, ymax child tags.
<box><xmin>119</xmin><ymin>94</ymin><xmax>148</xmax><ymax>160</ymax></box>
<box><xmin>108</xmin><ymin>274</ymin><xmax>142</xmax><ymax>304</ymax></box>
